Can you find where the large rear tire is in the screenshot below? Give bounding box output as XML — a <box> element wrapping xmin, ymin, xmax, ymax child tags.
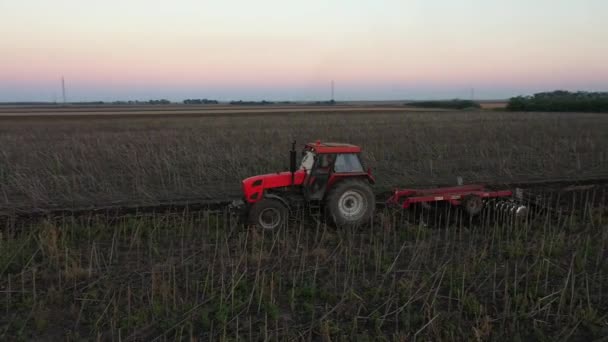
<box><xmin>326</xmin><ymin>179</ymin><xmax>375</xmax><ymax>228</ymax></box>
<box><xmin>249</xmin><ymin>199</ymin><xmax>288</xmax><ymax>230</ymax></box>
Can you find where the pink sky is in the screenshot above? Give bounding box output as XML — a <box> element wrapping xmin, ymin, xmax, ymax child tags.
<box><xmin>1</xmin><ymin>0</ymin><xmax>607</xmax><ymax>101</ymax></box>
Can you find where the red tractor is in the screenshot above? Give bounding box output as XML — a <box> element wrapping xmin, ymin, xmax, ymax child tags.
<box><xmin>233</xmin><ymin>141</ymin><xmax>527</xmax><ymax>230</ymax></box>
<box><xmin>236</xmin><ymin>141</ymin><xmax>376</xmax><ymax>229</ymax></box>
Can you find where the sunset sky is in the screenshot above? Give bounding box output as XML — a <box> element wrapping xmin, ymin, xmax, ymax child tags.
<box><xmin>1</xmin><ymin>0</ymin><xmax>607</xmax><ymax>101</ymax></box>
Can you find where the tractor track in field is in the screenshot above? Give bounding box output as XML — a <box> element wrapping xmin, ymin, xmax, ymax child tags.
<box><xmin>1</xmin><ymin>177</ymin><xmax>607</xmax><ymax>226</ymax></box>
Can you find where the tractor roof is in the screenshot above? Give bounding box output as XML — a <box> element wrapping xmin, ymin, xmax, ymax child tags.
<box><xmin>305</xmin><ymin>141</ymin><xmax>361</xmax><ymax>154</ymax></box>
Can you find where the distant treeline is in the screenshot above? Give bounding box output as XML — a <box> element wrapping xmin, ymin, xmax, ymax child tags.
<box><xmin>229</xmin><ymin>100</ymin><xmax>276</xmax><ymax>105</ymax></box>
<box><xmin>313</xmin><ymin>100</ymin><xmax>336</xmax><ymax>105</ymax></box>
<box><xmin>0</xmin><ymin>101</ymin><xmax>107</xmax><ymax>105</ymax></box>
<box><xmin>183</xmin><ymin>99</ymin><xmax>219</xmax><ymax>104</ymax></box>
<box><xmin>229</xmin><ymin>100</ymin><xmax>301</xmax><ymax>105</ymax></box>
<box><xmin>110</xmin><ymin>100</ymin><xmax>172</xmax><ymax>105</ymax></box>
<box><xmin>406</xmin><ymin>99</ymin><xmax>481</xmax><ymax>110</ymax></box>
<box><xmin>82</xmin><ymin>100</ymin><xmax>173</xmax><ymax>105</ymax></box>
<box><xmin>507</xmin><ymin>91</ymin><xmax>608</xmax><ymax>112</ymax></box>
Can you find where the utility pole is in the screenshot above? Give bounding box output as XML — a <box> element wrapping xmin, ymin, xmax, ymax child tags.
<box><xmin>331</xmin><ymin>80</ymin><xmax>335</xmax><ymax>102</ymax></box>
<box><xmin>61</xmin><ymin>77</ymin><xmax>66</xmax><ymax>105</ymax></box>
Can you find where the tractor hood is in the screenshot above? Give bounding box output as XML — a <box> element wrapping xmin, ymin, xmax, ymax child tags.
<box><xmin>241</xmin><ymin>170</ymin><xmax>307</xmax><ymax>203</ymax></box>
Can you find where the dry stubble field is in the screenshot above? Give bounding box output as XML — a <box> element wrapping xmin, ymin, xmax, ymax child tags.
<box><xmin>1</xmin><ymin>107</ymin><xmax>608</xmax><ymax>340</ymax></box>
<box><xmin>1</xmin><ymin>108</ymin><xmax>607</xmax><ymax>211</ymax></box>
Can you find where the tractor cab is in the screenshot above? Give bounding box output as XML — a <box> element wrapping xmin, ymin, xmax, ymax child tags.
<box><xmin>300</xmin><ymin>141</ymin><xmax>372</xmax><ymax>200</ymax></box>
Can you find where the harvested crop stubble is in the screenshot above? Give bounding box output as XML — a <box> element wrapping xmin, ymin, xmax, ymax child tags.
<box><xmin>1</xmin><ymin>195</ymin><xmax>607</xmax><ymax>340</ymax></box>
<box><xmin>0</xmin><ymin>110</ymin><xmax>607</xmax><ymax>210</ymax></box>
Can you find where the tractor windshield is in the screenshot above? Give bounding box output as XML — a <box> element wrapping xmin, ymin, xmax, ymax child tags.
<box><xmin>300</xmin><ymin>151</ymin><xmax>315</xmax><ymax>173</ymax></box>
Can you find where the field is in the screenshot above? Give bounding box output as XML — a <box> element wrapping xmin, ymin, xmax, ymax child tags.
<box><xmin>1</xmin><ymin>106</ymin><xmax>607</xmax><ymax>211</ymax></box>
<box><xmin>0</xmin><ymin>104</ymin><xmax>442</xmax><ymax>119</ymax></box>
<box><xmin>1</xmin><ymin>105</ymin><xmax>608</xmax><ymax>340</ymax></box>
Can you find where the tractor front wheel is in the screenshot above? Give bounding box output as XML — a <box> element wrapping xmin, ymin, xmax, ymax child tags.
<box><xmin>326</xmin><ymin>179</ymin><xmax>375</xmax><ymax>228</ymax></box>
<box><xmin>249</xmin><ymin>199</ymin><xmax>288</xmax><ymax>230</ymax></box>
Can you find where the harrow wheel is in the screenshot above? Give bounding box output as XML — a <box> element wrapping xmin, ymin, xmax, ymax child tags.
<box><xmin>249</xmin><ymin>199</ymin><xmax>288</xmax><ymax>230</ymax></box>
<box><xmin>463</xmin><ymin>195</ymin><xmax>484</xmax><ymax>216</ymax></box>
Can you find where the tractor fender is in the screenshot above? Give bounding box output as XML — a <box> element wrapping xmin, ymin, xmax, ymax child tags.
<box><xmin>263</xmin><ymin>193</ymin><xmax>291</xmax><ymax>213</ymax></box>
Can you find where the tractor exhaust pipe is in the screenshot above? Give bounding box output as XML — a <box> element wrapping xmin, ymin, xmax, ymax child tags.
<box><xmin>290</xmin><ymin>140</ymin><xmax>297</xmax><ymax>186</ymax></box>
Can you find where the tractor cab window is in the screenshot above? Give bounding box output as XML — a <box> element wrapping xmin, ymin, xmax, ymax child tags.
<box><xmin>318</xmin><ymin>154</ymin><xmax>335</xmax><ymax>170</ymax></box>
<box><xmin>300</xmin><ymin>151</ymin><xmax>315</xmax><ymax>173</ymax></box>
<box><xmin>334</xmin><ymin>153</ymin><xmax>364</xmax><ymax>173</ymax></box>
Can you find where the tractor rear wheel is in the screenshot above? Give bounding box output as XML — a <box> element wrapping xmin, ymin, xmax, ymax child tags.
<box><xmin>249</xmin><ymin>199</ymin><xmax>288</xmax><ymax>230</ymax></box>
<box><xmin>326</xmin><ymin>179</ymin><xmax>375</xmax><ymax>228</ymax></box>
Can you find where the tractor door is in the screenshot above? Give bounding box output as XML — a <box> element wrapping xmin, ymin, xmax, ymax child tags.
<box><xmin>303</xmin><ymin>154</ymin><xmax>335</xmax><ymax>200</ymax></box>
